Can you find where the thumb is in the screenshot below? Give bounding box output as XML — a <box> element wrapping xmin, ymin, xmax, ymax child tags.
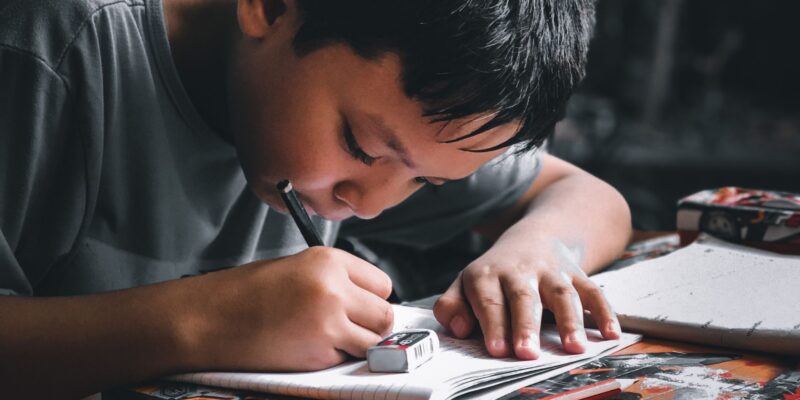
<box><xmin>433</xmin><ymin>273</ymin><xmax>476</xmax><ymax>338</ymax></box>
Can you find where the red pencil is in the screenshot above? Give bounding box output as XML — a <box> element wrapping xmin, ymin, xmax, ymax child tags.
<box><xmin>541</xmin><ymin>378</ymin><xmax>637</xmax><ymax>400</ymax></box>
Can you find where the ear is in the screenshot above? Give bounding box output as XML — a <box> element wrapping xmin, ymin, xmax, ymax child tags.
<box><xmin>237</xmin><ymin>0</ymin><xmax>294</xmax><ymax>39</ymax></box>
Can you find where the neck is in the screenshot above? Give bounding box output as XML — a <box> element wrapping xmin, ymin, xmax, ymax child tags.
<box><xmin>164</xmin><ymin>0</ymin><xmax>238</xmax><ymax>142</ymax></box>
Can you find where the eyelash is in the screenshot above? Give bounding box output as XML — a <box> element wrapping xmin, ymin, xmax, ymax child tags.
<box><xmin>414</xmin><ymin>177</ymin><xmax>431</xmax><ymax>185</ymax></box>
<box><xmin>342</xmin><ymin>120</ymin><xmax>377</xmax><ymax>166</ymax></box>
<box><xmin>341</xmin><ymin>119</ymin><xmax>430</xmax><ymax>186</ymax></box>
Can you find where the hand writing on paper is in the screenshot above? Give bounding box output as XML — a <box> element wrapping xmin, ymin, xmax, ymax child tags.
<box><xmin>432</xmin><ymin>239</ymin><xmax>620</xmax><ymax>360</ymax></box>
<box><xmin>182</xmin><ymin>247</ymin><xmax>394</xmax><ymax>371</ymax></box>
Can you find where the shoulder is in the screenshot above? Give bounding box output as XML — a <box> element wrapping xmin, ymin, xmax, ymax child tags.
<box><xmin>0</xmin><ymin>0</ymin><xmax>147</xmax><ymax>70</ymax></box>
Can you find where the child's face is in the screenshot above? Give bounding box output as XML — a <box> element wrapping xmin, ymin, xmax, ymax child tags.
<box><xmin>228</xmin><ymin>27</ymin><xmax>517</xmax><ymax>221</ymax></box>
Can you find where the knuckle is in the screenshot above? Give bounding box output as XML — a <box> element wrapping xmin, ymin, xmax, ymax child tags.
<box><xmin>463</xmin><ymin>264</ymin><xmax>494</xmax><ymax>282</ymax></box>
<box><xmin>477</xmin><ymin>295</ymin><xmax>505</xmax><ymax>309</ymax></box>
<box><xmin>435</xmin><ymin>294</ymin><xmax>462</xmax><ymax>311</ymax></box>
<box><xmin>308</xmin><ymin>278</ymin><xmax>343</xmax><ymax>304</ymax></box>
<box><xmin>507</xmin><ymin>288</ymin><xmax>536</xmax><ymax>303</ymax></box>
<box><xmin>582</xmin><ymin>284</ymin><xmax>605</xmax><ymax>300</ymax></box>
<box><xmin>319</xmin><ymin>320</ymin><xmax>342</xmax><ymax>343</ymax></box>
<box><xmin>305</xmin><ymin>246</ymin><xmax>344</xmax><ymax>266</ymax></box>
<box><xmin>550</xmin><ymin>284</ymin><xmax>577</xmax><ymax>299</ymax></box>
<box><xmin>302</xmin><ymin>245</ymin><xmax>330</xmax><ymax>259</ymax></box>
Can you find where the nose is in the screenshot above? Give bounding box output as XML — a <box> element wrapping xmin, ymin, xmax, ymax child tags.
<box><xmin>333</xmin><ymin>172</ymin><xmax>416</xmax><ymax>220</ymax></box>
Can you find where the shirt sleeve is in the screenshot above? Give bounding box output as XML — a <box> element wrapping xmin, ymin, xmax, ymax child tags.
<box><xmin>340</xmin><ymin>148</ymin><xmax>545</xmax><ymax>250</ymax></box>
<box><xmin>0</xmin><ymin>48</ymin><xmax>89</xmax><ymax>296</ymax></box>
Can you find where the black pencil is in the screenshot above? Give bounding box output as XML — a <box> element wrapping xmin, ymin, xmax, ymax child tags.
<box><xmin>277</xmin><ymin>180</ymin><xmax>324</xmax><ymax>247</ymax></box>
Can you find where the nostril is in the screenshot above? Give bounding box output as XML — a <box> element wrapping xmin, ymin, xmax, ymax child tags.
<box><xmin>332</xmin><ymin>182</ymin><xmax>388</xmax><ymax>220</ymax></box>
<box><xmin>332</xmin><ymin>184</ymin><xmax>353</xmax><ymax>207</ymax></box>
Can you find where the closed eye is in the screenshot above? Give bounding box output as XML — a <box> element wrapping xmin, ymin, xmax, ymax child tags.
<box><xmin>342</xmin><ymin>118</ymin><xmax>378</xmax><ymax>166</ymax></box>
<box><xmin>414</xmin><ymin>177</ymin><xmax>430</xmax><ymax>185</ymax></box>
<box><xmin>414</xmin><ymin>177</ymin><xmax>449</xmax><ymax>186</ymax></box>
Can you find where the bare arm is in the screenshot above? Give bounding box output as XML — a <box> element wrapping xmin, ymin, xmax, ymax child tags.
<box><xmin>435</xmin><ymin>153</ymin><xmax>631</xmax><ymax>359</ymax></box>
<box><xmin>475</xmin><ymin>153</ymin><xmax>632</xmax><ymax>274</ymax></box>
<box><xmin>0</xmin><ymin>247</ymin><xmax>394</xmax><ymax>399</ymax></box>
<box><xmin>0</xmin><ymin>280</ymin><xmax>192</xmax><ymax>399</ymax></box>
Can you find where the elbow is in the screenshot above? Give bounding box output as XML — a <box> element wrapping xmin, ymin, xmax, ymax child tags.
<box><xmin>609</xmin><ymin>183</ymin><xmax>633</xmax><ymax>249</ymax></box>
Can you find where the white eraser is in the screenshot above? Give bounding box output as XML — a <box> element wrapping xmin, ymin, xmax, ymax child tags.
<box><xmin>367</xmin><ymin>329</ymin><xmax>439</xmax><ymax>373</ymax></box>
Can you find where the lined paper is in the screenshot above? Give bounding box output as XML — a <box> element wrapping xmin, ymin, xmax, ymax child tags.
<box><xmin>171</xmin><ymin>306</ymin><xmax>640</xmax><ymax>400</ymax></box>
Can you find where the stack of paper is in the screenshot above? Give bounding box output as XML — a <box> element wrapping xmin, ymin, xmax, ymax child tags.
<box><xmin>171</xmin><ymin>306</ymin><xmax>640</xmax><ymax>400</ymax></box>
<box><xmin>591</xmin><ymin>235</ymin><xmax>800</xmax><ymax>355</ymax></box>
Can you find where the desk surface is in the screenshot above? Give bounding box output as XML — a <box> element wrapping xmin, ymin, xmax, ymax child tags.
<box><xmin>111</xmin><ymin>336</ymin><xmax>799</xmax><ymax>400</ymax></box>
<box><xmin>110</xmin><ymin>234</ymin><xmax>800</xmax><ymax>399</ymax></box>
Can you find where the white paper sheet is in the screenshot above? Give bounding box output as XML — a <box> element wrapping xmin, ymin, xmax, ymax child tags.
<box><xmin>591</xmin><ymin>235</ymin><xmax>800</xmax><ymax>355</ymax></box>
<box><xmin>171</xmin><ymin>305</ymin><xmax>640</xmax><ymax>400</ymax></box>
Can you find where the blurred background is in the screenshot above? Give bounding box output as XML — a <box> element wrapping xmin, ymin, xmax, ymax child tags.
<box><xmin>554</xmin><ymin>0</ymin><xmax>800</xmax><ymax>230</ymax></box>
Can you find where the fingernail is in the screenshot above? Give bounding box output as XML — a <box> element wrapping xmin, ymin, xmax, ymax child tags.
<box><xmin>520</xmin><ymin>335</ymin><xmax>541</xmax><ymax>357</ymax></box>
<box><xmin>520</xmin><ymin>334</ymin><xmax>538</xmax><ymax>348</ymax></box>
<box><xmin>492</xmin><ymin>338</ymin><xmax>507</xmax><ymax>352</ymax></box>
<box><xmin>450</xmin><ymin>315</ymin><xmax>466</xmax><ymax>335</ymax></box>
<box><xmin>606</xmin><ymin>320</ymin><xmax>621</xmax><ymax>335</ymax></box>
<box><xmin>529</xmin><ymin>334</ymin><xmax>539</xmax><ymax>350</ymax></box>
<box><xmin>567</xmin><ymin>332</ymin><xmax>587</xmax><ymax>346</ymax></box>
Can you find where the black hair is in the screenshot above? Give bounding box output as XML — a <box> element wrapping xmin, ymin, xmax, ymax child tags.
<box><xmin>293</xmin><ymin>0</ymin><xmax>596</xmax><ymax>152</ymax></box>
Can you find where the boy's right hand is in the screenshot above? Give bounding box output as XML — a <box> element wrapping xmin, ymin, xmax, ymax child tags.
<box><xmin>178</xmin><ymin>246</ymin><xmax>394</xmax><ymax>372</ymax></box>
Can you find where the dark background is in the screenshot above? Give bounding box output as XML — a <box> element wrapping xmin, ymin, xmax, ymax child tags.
<box><xmin>554</xmin><ymin>0</ymin><xmax>800</xmax><ymax>230</ymax></box>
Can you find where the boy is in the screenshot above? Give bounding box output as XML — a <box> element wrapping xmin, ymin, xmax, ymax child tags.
<box><xmin>0</xmin><ymin>0</ymin><xmax>631</xmax><ymax>398</ymax></box>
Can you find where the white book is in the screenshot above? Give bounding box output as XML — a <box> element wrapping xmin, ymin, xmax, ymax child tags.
<box><xmin>171</xmin><ymin>305</ymin><xmax>640</xmax><ymax>400</ymax></box>
<box><xmin>591</xmin><ymin>235</ymin><xmax>800</xmax><ymax>355</ymax></box>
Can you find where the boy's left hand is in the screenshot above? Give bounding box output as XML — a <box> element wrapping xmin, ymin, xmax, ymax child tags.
<box><xmin>432</xmin><ymin>237</ymin><xmax>620</xmax><ymax>359</ymax></box>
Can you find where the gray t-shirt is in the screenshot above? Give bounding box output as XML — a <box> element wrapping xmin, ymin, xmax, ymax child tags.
<box><xmin>0</xmin><ymin>0</ymin><xmax>542</xmax><ymax>297</ymax></box>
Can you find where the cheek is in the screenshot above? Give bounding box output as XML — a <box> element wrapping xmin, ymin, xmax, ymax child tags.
<box><xmin>229</xmin><ymin>87</ymin><xmax>340</xmax><ymax>192</ymax></box>
<box><xmin>234</xmin><ymin>121</ymin><xmax>355</xmax><ymax>200</ymax></box>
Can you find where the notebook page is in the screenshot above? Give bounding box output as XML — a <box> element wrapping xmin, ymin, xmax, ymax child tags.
<box><xmin>591</xmin><ymin>235</ymin><xmax>800</xmax><ymax>354</ymax></box>
<box><xmin>171</xmin><ymin>305</ymin><xmax>640</xmax><ymax>400</ymax></box>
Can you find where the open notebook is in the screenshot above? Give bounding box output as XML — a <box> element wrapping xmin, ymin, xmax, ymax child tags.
<box><xmin>170</xmin><ymin>305</ymin><xmax>640</xmax><ymax>400</ymax></box>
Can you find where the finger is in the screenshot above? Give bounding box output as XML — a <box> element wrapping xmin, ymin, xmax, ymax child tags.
<box><xmin>500</xmin><ymin>274</ymin><xmax>543</xmax><ymax>360</ymax></box>
<box><xmin>336</xmin><ymin>322</ymin><xmax>384</xmax><ymax>359</ymax></box>
<box><xmin>339</xmin><ymin>252</ymin><xmax>393</xmax><ymax>300</ymax></box>
<box><xmin>540</xmin><ymin>273</ymin><xmax>587</xmax><ymax>354</ymax></box>
<box><xmin>303</xmin><ymin>348</ymin><xmax>349</xmax><ymax>371</ymax></box>
<box><xmin>463</xmin><ymin>269</ymin><xmax>511</xmax><ymax>358</ymax></box>
<box><xmin>574</xmin><ymin>277</ymin><xmax>620</xmax><ymax>340</ymax></box>
<box><xmin>345</xmin><ymin>287</ymin><xmax>394</xmax><ymax>337</ymax></box>
<box><xmin>433</xmin><ymin>273</ymin><xmax>477</xmax><ymax>338</ymax></box>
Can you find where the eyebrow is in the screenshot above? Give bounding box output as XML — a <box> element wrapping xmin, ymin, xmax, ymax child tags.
<box><xmin>363</xmin><ymin>113</ymin><xmax>500</xmax><ymax>183</ymax></box>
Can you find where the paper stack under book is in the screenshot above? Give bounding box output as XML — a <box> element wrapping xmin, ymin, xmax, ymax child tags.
<box><xmin>591</xmin><ymin>234</ymin><xmax>800</xmax><ymax>355</ymax></box>
<box><xmin>171</xmin><ymin>306</ymin><xmax>640</xmax><ymax>400</ymax></box>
